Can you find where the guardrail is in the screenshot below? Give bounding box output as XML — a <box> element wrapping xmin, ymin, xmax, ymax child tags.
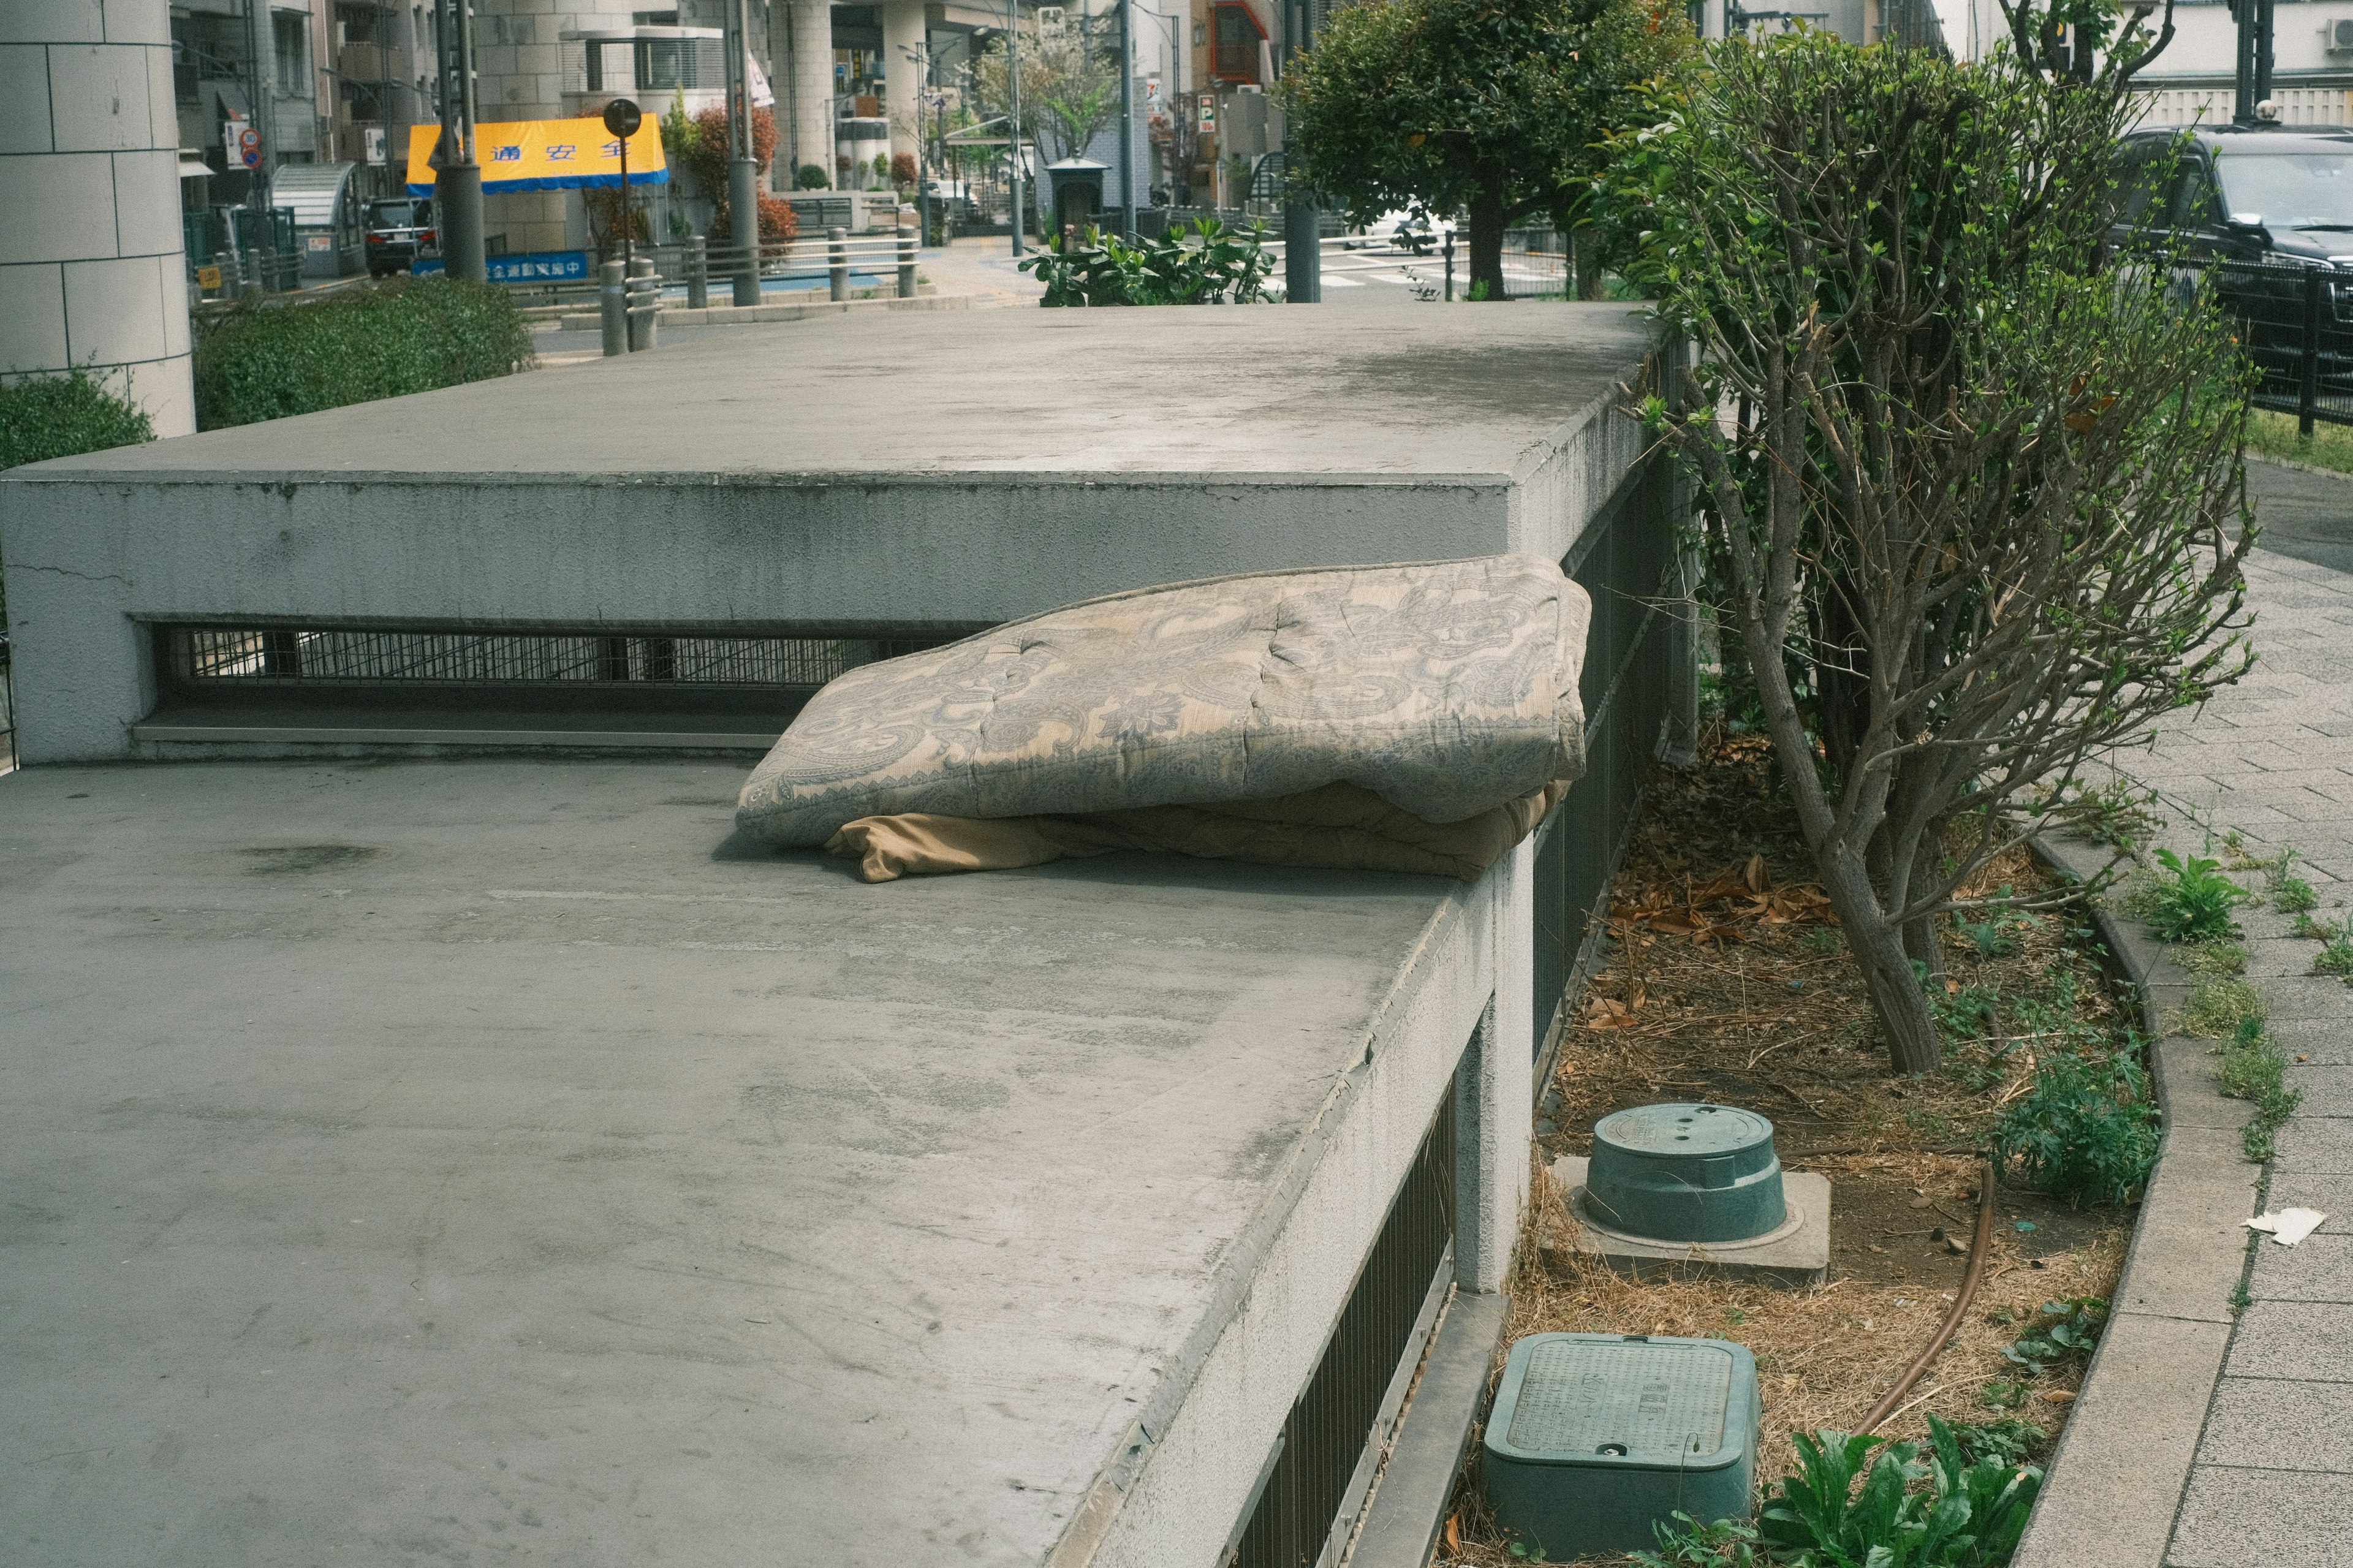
<box><xmin>594</xmin><ymin>222</ymin><xmax>926</xmax><ymax>354</ymax></box>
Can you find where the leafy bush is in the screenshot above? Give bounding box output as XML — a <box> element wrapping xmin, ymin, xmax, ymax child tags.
<box><xmin>1020</xmin><ymin>218</ymin><xmax>1275</xmax><ymax>306</ymax></box>
<box><xmin>1645</xmin><ymin>1418</ymin><xmax>2042</xmax><ymax>1568</ymax></box>
<box><xmin>192</xmin><ymin>278</ymin><xmax>534</xmax><ymax>430</ymax></box>
<box><xmin>710</xmin><ymin>191</ymin><xmax>799</xmax><ymax>247</ymax></box>
<box><xmin>890</xmin><ymin>151</ymin><xmax>917</xmax><ymax>186</ymax></box>
<box><xmin>2143</xmin><ymin>848</ymin><xmax>2247</xmax><ymax>943</ymax></box>
<box><xmin>0</xmin><ymin>368</ymin><xmax>153</xmax><ymax>471</ymax></box>
<box><xmin>1992</xmin><ymin>1049</ymin><xmax>2159</xmax><ymax>1205</ymax></box>
<box><xmin>795</xmin><ymin>162</ymin><xmax>829</xmax><ymax>189</ymax></box>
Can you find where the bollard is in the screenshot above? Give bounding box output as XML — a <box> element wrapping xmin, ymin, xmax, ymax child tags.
<box><xmin>898</xmin><ymin>206</ymin><xmax>918</xmax><ymax>299</ymax></box>
<box><xmin>1443</xmin><ymin>229</ymin><xmax>1455</xmax><ymax>303</ymax></box>
<box><xmin>627</xmin><ymin>254</ymin><xmax>659</xmax><ymax>352</ymax></box>
<box><xmin>600</xmin><ymin>258</ymin><xmax>627</xmax><ymax>356</ymax></box>
<box><xmin>241</xmin><ymin>246</ymin><xmax>265</xmax><ymax>300</ymax></box>
<box><xmin>221</xmin><ymin>244</ymin><xmax>243</xmax><ymax>298</ymax></box>
<box><xmin>828</xmin><ymin>225</ymin><xmax>848</xmax><ymax>303</ymax></box>
<box><xmin>686</xmin><ymin>234</ymin><xmax>708</xmax><ymax>311</ymax></box>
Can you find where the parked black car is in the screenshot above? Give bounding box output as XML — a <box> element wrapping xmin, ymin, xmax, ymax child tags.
<box><xmin>363</xmin><ymin>197</ymin><xmax>435</xmax><ymax>278</ymax></box>
<box><xmin>2110</xmin><ymin>125</ymin><xmax>2353</xmax><ymax>390</ymax></box>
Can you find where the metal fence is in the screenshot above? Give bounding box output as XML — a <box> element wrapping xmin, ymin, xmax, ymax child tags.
<box><xmin>2204</xmin><ymin>256</ymin><xmax>2353</xmax><ymax>433</ymax></box>
<box><xmin>1229</xmin><ymin>1080</ymin><xmax>1457</xmax><ymax>1568</ymax></box>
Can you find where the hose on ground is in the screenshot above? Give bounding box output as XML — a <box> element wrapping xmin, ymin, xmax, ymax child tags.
<box><xmin>1857</xmin><ymin>1154</ymin><xmax>1998</xmax><ymax>1435</ymax></box>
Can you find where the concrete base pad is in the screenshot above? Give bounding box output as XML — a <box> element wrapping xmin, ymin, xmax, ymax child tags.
<box><xmin>1548</xmin><ymin>1156</ymin><xmax>1831</xmax><ymax>1287</ymax></box>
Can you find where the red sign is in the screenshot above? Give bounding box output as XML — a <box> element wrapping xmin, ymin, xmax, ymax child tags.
<box><xmin>238</xmin><ymin>126</ymin><xmax>261</xmax><ymax>169</ymax></box>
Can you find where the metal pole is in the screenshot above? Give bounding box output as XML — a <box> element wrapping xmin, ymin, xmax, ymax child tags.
<box><xmin>688</xmin><ymin>233</ymin><xmax>709</xmax><ymax>308</ymax></box>
<box><xmin>898</xmin><ymin>206</ymin><xmax>918</xmax><ymax>295</ymax></box>
<box><xmin>628</xmin><ymin>253</ymin><xmax>659</xmax><ymax>351</ymax></box>
<box><xmin>620</xmin><ymin>130</ymin><xmax>631</xmax><ymax>282</ymax></box>
<box><xmin>729</xmin><ymin>0</ymin><xmax>763</xmax><ymax>306</ymax></box>
<box><xmin>2255</xmin><ymin>0</ymin><xmax>2276</xmax><ymax>108</ymax></box>
<box><xmin>2234</xmin><ymin>0</ymin><xmax>2256</xmax><ymax>124</ymax></box>
<box><xmin>246</xmin><ymin>0</ymin><xmax>277</xmax><ymax>218</ymax></box>
<box><xmin>1007</xmin><ymin>0</ymin><xmax>1024</xmax><ymax>257</ymax></box>
<box><xmin>829</xmin><ymin>224</ymin><xmax>849</xmax><ymax>300</ymax></box>
<box><xmin>1281</xmin><ymin>0</ymin><xmax>1318</xmax><ymax>303</ymax></box>
<box><xmin>436</xmin><ymin>0</ymin><xmax>485</xmax><ymax>283</ymax></box>
<box><xmin>1443</xmin><ymin>228</ymin><xmax>1453</xmax><ymax>301</ymax></box>
<box><xmin>2302</xmin><ymin>268</ymin><xmax>2323</xmax><ymax>438</ymax></box>
<box><xmin>1119</xmin><ymin>0</ymin><xmax>1135</xmax><ymax>239</ymax></box>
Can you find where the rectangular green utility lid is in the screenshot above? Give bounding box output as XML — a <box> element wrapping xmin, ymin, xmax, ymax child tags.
<box><xmin>1488</xmin><ymin>1334</ymin><xmax>1749</xmax><ymax>1471</ymax></box>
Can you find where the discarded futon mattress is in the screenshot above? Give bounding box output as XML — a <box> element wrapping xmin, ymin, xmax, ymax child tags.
<box><xmin>734</xmin><ymin>554</ymin><xmax>1593</xmax><ymax>882</ymax></box>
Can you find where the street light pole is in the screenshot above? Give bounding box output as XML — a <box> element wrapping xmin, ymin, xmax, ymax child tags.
<box><xmin>435</xmin><ymin>0</ymin><xmax>485</xmax><ymax>284</ymax></box>
<box><xmin>727</xmin><ymin>0</ymin><xmax>763</xmax><ymax>304</ymax></box>
<box><xmin>1282</xmin><ymin>0</ymin><xmax>1318</xmax><ymax>303</ymax></box>
<box><xmin>1007</xmin><ymin>0</ymin><xmax>1023</xmax><ymax>257</ymax></box>
<box><xmin>1119</xmin><ymin>0</ymin><xmax>1135</xmax><ymax>239</ymax></box>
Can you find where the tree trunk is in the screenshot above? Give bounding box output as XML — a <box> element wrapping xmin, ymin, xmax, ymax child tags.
<box><xmin>1812</xmin><ymin>833</ymin><xmax>1946</xmax><ymax>1075</ymax></box>
<box><xmin>1571</xmin><ymin>224</ymin><xmax>1603</xmax><ymax>300</ymax></box>
<box><xmin>1467</xmin><ymin>189</ymin><xmax>1507</xmax><ymax>301</ymax></box>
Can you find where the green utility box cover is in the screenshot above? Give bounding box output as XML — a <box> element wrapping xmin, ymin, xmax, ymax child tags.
<box><xmin>1586</xmin><ymin>1103</ymin><xmax>1786</xmax><ymax>1243</ymax></box>
<box><xmin>1484</xmin><ymin>1333</ymin><xmax>1758</xmax><ymax>1561</ymax></box>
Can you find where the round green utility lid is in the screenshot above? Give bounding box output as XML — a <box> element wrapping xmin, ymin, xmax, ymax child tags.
<box><xmin>1586</xmin><ymin>1103</ymin><xmax>1786</xmax><ymax>1244</ymax></box>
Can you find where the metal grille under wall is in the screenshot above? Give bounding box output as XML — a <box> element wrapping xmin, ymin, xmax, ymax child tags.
<box><xmin>160</xmin><ymin>624</ymin><xmax>968</xmax><ymax>697</ymax></box>
<box><xmin>1229</xmin><ymin>1081</ymin><xmax>1457</xmax><ymax>1568</ymax></box>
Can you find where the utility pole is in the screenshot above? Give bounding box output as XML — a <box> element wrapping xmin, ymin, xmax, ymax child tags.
<box><xmin>244</xmin><ymin>0</ymin><xmax>277</xmax><ymax>215</ymax></box>
<box><xmin>1118</xmin><ymin>0</ymin><xmax>1135</xmax><ymax>239</ymax></box>
<box><xmin>1006</xmin><ymin>0</ymin><xmax>1025</xmax><ymax>257</ymax></box>
<box><xmin>727</xmin><ymin>0</ymin><xmax>763</xmax><ymax>304</ymax></box>
<box><xmin>434</xmin><ymin>0</ymin><xmax>485</xmax><ymax>282</ymax></box>
<box><xmin>1283</xmin><ymin>0</ymin><xmax>1319</xmax><ymax>303</ymax></box>
<box><xmin>2234</xmin><ymin>0</ymin><xmax>2275</xmax><ymax>123</ymax></box>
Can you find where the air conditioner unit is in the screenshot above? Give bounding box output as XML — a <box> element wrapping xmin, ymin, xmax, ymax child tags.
<box><xmin>2329</xmin><ymin>17</ymin><xmax>2353</xmax><ymax>50</ymax></box>
<box><xmin>1036</xmin><ymin>5</ymin><xmax>1066</xmax><ymax>26</ymax></box>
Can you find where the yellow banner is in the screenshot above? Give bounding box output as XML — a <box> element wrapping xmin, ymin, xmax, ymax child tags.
<box><xmin>406</xmin><ymin>118</ymin><xmax>667</xmax><ymax>195</ymax></box>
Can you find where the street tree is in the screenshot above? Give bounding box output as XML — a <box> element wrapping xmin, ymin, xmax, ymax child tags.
<box><xmin>1282</xmin><ymin>0</ymin><xmax>1694</xmax><ymax>301</ymax></box>
<box><xmin>1626</xmin><ymin>37</ymin><xmax>2254</xmax><ymax>1074</ymax></box>
<box><xmin>968</xmin><ymin>16</ymin><xmax>1120</xmax><ymax>163</ymax></box>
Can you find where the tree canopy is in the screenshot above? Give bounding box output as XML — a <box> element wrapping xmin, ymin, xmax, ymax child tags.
<box><xmin>1283</xmin><ymin>0</ymin><xmax>1694</xmax><ymax>298</ymax></box>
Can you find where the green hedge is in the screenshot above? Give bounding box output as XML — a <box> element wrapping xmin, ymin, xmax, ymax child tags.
<box><xmin>194</xmin><ymin>276</ymin><xmax>535</xmax><ymax>430</ymax></box>
<box><xmin>0</xmin><ymin>369</ymin><xmax>154</xmax><ymax>471</ymax></box>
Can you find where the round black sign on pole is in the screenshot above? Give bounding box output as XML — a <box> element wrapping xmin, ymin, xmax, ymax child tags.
<box><xmin>604</xmin><ymin>99</ymin><xmax>640</xmax><ymax>282</ymax></box>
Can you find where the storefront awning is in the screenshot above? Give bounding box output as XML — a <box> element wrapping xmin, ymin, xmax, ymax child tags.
<box><xmin>405</xmin><ymin>118</ymin><xmax>667</xmax><ymax>197</ymax></box>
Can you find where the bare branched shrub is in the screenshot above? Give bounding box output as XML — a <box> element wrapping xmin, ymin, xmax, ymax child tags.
<box><xmin>1625</xmin><ymin>40</ymin><xmax>2254</xmax><ymax>1073</ymax></box>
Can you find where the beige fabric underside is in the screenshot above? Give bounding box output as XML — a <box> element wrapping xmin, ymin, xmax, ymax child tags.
<box><xmin>825</xmin><ymin>779</ymin><xmax>1568</xmax><ymax>884</ymax></box>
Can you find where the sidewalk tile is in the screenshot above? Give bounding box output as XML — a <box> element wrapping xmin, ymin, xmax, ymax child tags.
<box><xmin>2268</xmin><ymin>1018</ymin><xmax>2353</xmax><ymax>1064</ymax></box>
<box><xmin>2168</xmin><ymin>1464</ymin><xmax>2353</xmax><ymax>1567</ymax></box>
<box><xmin>2218</xmin><ymin>1301</ymin><xmax>2353</xmax><ymax>1381</ymax></box>
<box><xmin>2194</xmin><ymin>1376</ymin><xmax>2353</xmax><ymax>1470</ymax></box>
<box><xmin>2276</xmin><ymin>1118</ymin><xmax>2353</xmax><ymax>1174</ymax></box>
<box><xmin>2246</xmin><ymin>1232</ymin><xmax>2353</xmax><ymax>1305</ymax></box>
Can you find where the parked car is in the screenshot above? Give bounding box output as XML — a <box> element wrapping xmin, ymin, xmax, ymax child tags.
<box><xmin>363</xmin><ymin>197</ymin><xmax>435</xmax><ymax>278</ymax></box>
<box><xmin>1356</xmin><ymin>208</ymin><xmax>1457</xmax><ymax>256</ymax></box>
<box><xmin>2110</xmin><ymin>124</ymin><xmax>2353</xmax><ymax>388</ymax></box>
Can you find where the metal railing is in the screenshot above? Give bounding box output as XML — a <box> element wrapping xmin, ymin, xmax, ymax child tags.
<box><xmin>1262</xmin><ymin>225</ymin><xmax>1571</xmax><ymax>301</ymax></box>
<box><xmin>2202</xmin><ymin>255</ymin><xmax>2353</xmax><ymax>433</ymax></box>
<box><xmin>1227</xmin><ymin>1080</ymin><xmax>1457</xmax><ymax>1568</ymax></box>
<box><xmin>502</xmin><ymin>225</ymin><xmax>924</xmax><ymax>319</ymax></box>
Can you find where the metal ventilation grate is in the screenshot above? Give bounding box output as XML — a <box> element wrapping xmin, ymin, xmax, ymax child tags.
<box><xmin>173</xmin><ymin>626</ymin><xmax>947</xmax><ymax>689</ymax></box>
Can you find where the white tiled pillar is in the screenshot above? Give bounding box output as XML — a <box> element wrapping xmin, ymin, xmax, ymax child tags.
<box><xmin>0</xmin><ymin>0</ymin><xmax>194</xmax><ymax>438</ymax></box>
<box><xmin>781</xmin><ymin>0</ymin><xmax>833</xmax><ymax>187</ymax></box>
<box><xmin>882</xmin><ymin>0</ymin><xmax>925</xmax><ymax>169</ymax></box>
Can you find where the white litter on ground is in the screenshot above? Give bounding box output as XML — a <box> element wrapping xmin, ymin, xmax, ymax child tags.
<box><xmin>2246</xmin><ymin>1208</ymin><xmax>2328</xmax><ymax>1246</ymax></box>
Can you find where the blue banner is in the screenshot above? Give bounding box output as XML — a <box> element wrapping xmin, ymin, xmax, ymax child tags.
<box><xmin>412</xmin><ymin>251</ymin><xmax>590</xmax><ymax>283</ymax></box>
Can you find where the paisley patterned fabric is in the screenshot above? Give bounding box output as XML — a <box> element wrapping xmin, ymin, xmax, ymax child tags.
<box><xmin>735</xmin><ymin>554</ymin><xmax>1592</xmax><ymax>848</ymax></box>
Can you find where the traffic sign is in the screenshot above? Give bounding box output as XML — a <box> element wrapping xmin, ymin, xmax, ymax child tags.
<box><xmin>238</xmin><ymin>126</ymin><xmax>261</xmax><ymax>169</ymax></box>
<box><xmin>601</xmin><ymin>98</ymin><xmax>642</xmax><ymax>139</ymax></box>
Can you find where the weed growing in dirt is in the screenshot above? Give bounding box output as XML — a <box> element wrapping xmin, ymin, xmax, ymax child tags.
<box><xmin>2271</xmin><ymin>853</ymin><xmax>2320</xmax><ymax>915</ymax></box>
<box><xmin>1643</xmin><ymin>1418</ymin><xmax>2042</xmax><ymax>1568</ymax></box>
<box><xmin>1998</xmin><ymin>1297</ymin><xmax>2109</xmax><ymax>1375</ymax></box>
<box><xmin>1954</xmin><ymin>892</ymin><xmax>2034</xmax><ymax>959</ymax></box>
<box><xmin>1991</xmin><ymin>1050</ymin><xmax>2159</xmax><ymax>1205</ymax></box>
<box><xmin>1942</xmin><ymin>1417</ymin><xmax>2050</xmax><ymax>1468</ymax></box>
<box><xmin>2066</xmin><ymin>778</ymin><xmax>2162</xmax><ymax>852</ymax></box>
<box><xmin>1633</xmin><ymin>1513</ymin><xmax>1760</xmax><ymax>1566</ymax></box>
<box><xmin>2142</xmin><ymin>848</ymin><xmax>2247</xmax><ymax>943</ymax></box>
<box><xmin>2294</xmin><ymin>912</ymin><xmax>2344</xmax><ymax>941</ymax></box>
<box><xmin>2217</xmin><ymin>1015</ymin><xmax>2302</xmax><ymax>1162</ymax></box>
<box><xmin>1800</xmin><ymin>924</ymin><xmax>1844</xmax><ymax>955</ymax></box>
<box><xmin>2179</xmin><ymin>941</ymin><xmax>2248</xmax><ymax>977</ymax></box>
<box><xmin>2178</xmin><ymin>977</ymin><xmax>2265</xmax><ymax>1038</ymax></box>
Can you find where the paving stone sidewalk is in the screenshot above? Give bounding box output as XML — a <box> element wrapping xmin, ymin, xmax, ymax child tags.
<box><xmin>2101</xmin><ymin>460</ymin><xmax>2353</xmax><ymax>1568</ymax></box>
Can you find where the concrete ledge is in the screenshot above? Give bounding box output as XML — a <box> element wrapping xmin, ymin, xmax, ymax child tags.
<box><xmin>1343</xmin><ymin>1290</ymin><xmax>1511</xmax><ymax>1568</ymax></box>
<box><xmin>550</xmin><ymin>289</ymin><xmax>966</xmax><ymax>331</ymax></box>
<box><xmin>2012</xmin><ymin>835</ymin><xmax>2263</xmax><ymax>1568</ymax></box>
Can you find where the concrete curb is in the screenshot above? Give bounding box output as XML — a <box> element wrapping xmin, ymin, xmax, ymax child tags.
<box><xmin>1344</xmin><ymin>1292</ymin><xmax>1511</xmax><ymax>1568</ymax></box>
<box><xmin>2011</xmin><ymin>836</ymin><xmax>2264</xmax><ymax>1568</ymax></box>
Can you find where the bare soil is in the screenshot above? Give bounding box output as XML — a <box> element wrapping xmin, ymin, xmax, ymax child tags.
<box><xmin>1438</xmin><ymin>735</ymin><xmax>2137</xmax><ymax>1567</ymax></box>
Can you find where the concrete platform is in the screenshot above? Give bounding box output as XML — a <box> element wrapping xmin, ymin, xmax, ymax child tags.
<box><xmin>0</xmin><ymin>757</ymin><xmax>1525</xmax><ymax>1567</ymax></box>
<box><xmin>0</xmin><ymin>304</ymin><xmax>1657</xmax><ymax>764</ymax></box>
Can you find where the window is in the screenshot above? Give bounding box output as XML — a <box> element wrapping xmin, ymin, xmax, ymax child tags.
<box><xmin>2170</xmin><ymin>159</ymin><xmax>2220</xmax><ymax>229</ymax></box>
<box><xmin>632</xmin><ymin>9</ymin><xmax>687</xmax><ymax>89</ymax></box>
<box><xmin>1211</xmin><ymin>2</ymin><xmax>1265</xmax><ymax>83</ymax></box>
<box><xmin>336</xmin><ymin>3</ymin><xmax>379</xmax><ymax>47</ymax></box>
<box><xmin>275</xmin><ymin>10</ymin><xmax>309</xmax><ymax>96</ymax></box>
